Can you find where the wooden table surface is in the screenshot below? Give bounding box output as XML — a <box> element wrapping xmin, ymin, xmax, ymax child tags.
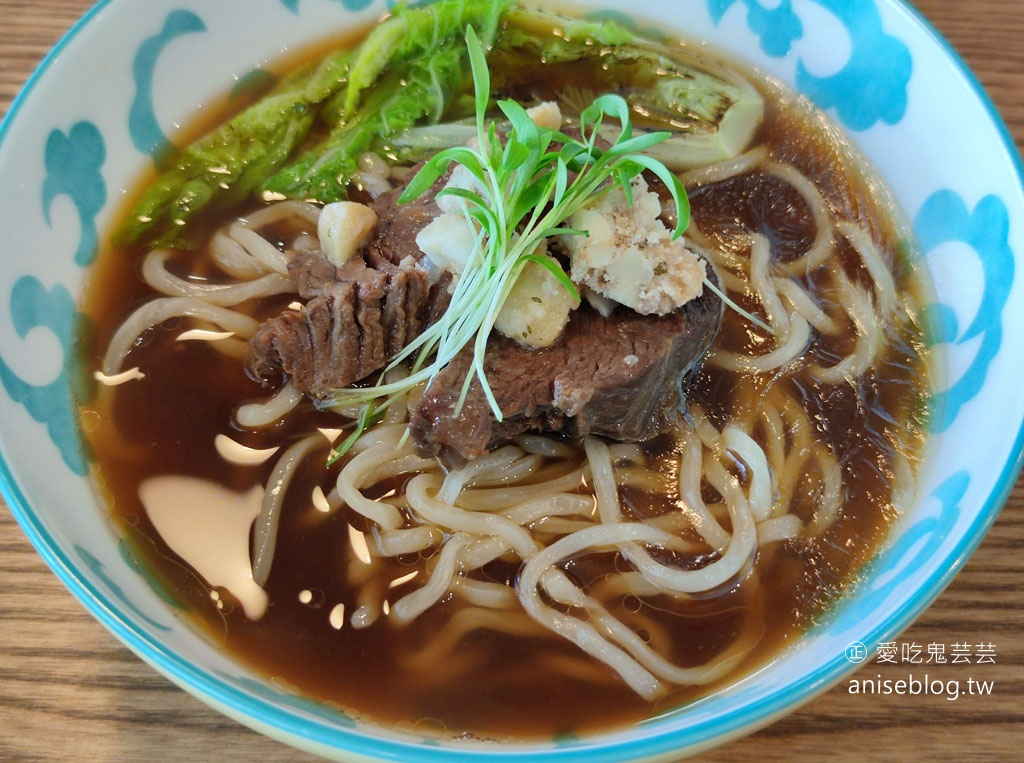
<box><xmin>1</xmin><ymin>1</ymin><xmax>1021</xmax><ymax>761</ymax></box>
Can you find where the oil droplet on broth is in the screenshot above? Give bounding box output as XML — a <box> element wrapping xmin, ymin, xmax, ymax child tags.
<box><xmin>139</xmin><ymin>475</ymin><xmax>269</xmax><ymax>619</ymax></box>
<box><xmin>329</xmin><ymin>603</ymin><xmax>346</xmax><ymax>630</ymax></box>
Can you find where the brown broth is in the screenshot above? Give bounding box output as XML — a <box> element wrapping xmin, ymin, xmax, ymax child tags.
<box><xmin>76</xmin><ymin>14</ymin><xmax>929</xmax><ymax>743</ymax></box>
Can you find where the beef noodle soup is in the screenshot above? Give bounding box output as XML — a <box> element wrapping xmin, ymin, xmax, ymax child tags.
<box><xmin>77</xmin><ymin>0</ymin><xmax>931</xmax><ymax>741</ymax></box>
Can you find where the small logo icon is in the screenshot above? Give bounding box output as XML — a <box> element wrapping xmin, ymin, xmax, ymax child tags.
<box><xmin>845</xmin><ymin>641</ymin><xmax>868</xmax><ymax>663</ymax></box>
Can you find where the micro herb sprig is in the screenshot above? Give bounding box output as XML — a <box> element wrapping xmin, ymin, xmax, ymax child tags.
<box><xmin>324</xmin><ymin>25</ymin><xmax>690</xmax><ymax>464</ymax></box>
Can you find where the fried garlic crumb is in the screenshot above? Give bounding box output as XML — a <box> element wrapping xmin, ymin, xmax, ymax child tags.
<box><xmin>563</xmin><ymin>175</ymin><xmax>705</xmax><ymax>315</ymax></box>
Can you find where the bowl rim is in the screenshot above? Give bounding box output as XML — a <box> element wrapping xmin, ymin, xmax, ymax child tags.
<box><xmin>1</xmin><ymin>0</ymin><xmax>1023</xmax><ymax>760</ymax></box>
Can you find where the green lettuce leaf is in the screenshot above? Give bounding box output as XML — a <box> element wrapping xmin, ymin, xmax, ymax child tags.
<box><xmin>263</xmin><ymin>0</ymin><xmax>510</xmax><ymax>201</ymax></box>
<box><xmin>117</xmin><ymin>50</ymin><xmax>352</xmax><ymax>249</ymax></box>
<box><xmin>118</xmin><ymin>0</ymin><xmax>512</xmax><ymax>249</ymax></box>
<box><xmin>491</xmin><ymin>6</ymin><xmax>764</xmax><ymax>168</ymax></box>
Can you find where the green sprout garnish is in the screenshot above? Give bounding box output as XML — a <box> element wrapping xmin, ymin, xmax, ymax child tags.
<box><xmin>324</xmin><ymin>25</ymin><xmax>690</xmax><ymax>463</ymax></box>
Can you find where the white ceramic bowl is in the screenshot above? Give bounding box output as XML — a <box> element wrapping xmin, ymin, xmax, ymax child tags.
<box><xmin>1</xmin><ymin>1</ymin><xmax>1022</xmax><ymax>761</ymax></box>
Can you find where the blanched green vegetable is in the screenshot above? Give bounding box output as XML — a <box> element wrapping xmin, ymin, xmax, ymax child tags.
<box><xmin>117</xmin><ymin>0</ymin><xmax>759</xmax><ymax>250</ymax></box>
<box><xmin>118</xmin><ymin>0</ymin><xmax>510</xmax><ymax>249</ymax></box>
<box><xmin>264</xmin><ymin>45</ymin><xmax>464</xmax><ymax>199</ymax></box>
<box><xmin>262</xmin><ymin>0</ymin><xmax>509</xmax><ymax>201</ymax></box>
<box><xmin>117</xmin><ymin>50</ymin><xmax>352</xmax><ymax>248</ymax></box>
<box><xmin>496</xmin><ymin>5</ymin><xmax>637</xmax><ymax>51</ymax></box>
<box><xmin>491</xmin><ymin>6</ymin><xmax>764</xmax><ymax>170</ymax></box>
<box><xmin>340</xmin><ymin>0</ymin><xmax>508</xmax><ymax>120</ymax></box>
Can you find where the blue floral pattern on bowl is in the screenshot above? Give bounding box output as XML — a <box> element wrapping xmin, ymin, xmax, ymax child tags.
<box><xmin>914</xmin><ymin>191</ymin><xmax>1014</xmax><ymax>432</ymax></box>
<box><xmin>1</xmin><ymin>1</ymin><xmax>1021</xmax><ymax>761</ymax></box>
<box><xmin>711</xmin><ymin>0</ymin><xmax>912</xmax><ymax>130</ymax></box>
<box><xmin>0</xmin><ymin>119</ymin><xmax>106</xmax><ymax>476</ymax></box>
<box><xmin>129</xmin><ymin>10</ymin><xmax>207</xmax><ymax>159</ymax></box>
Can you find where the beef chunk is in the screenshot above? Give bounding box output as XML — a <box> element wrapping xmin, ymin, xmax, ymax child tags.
<box><xmin>367</xmin><ymin>169</ymin><xmax>445</xmax><ymax>267</ymax></box>
<box><xmin>247</xmin><ymin>169</ymin><xmax>456</xmax><ymax>396</ymax></box>
<box><xmin>248</xmin><ymin>256</ymin><xmax>448</xmax><ymax>397</ymax></box>
<box><xmin>249</xmin><ymin>164</ymin><xmax>722</xmax><ymax>456</ymax></box>
<box><xmin>250</xmin><ymin>258</ymin><xmax>385</xmax><ymax>396</ymax></box>
<box><xmin>289</xmin><ymin>248</ymin><xmax>340</xmax><ymax>299</ymax></box>
<box><xmin>409</xmin><ymin>283</ymin><xmax>723</xmax><ymax>464</ymax></box>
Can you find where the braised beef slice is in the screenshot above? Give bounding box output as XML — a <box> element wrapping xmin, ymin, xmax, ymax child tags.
<box><xmin>249</xmin><ymin>168</ymin><xmax>722</xmax><ymax>456</ymax></box>
<box><xmin>409</xmin><ymin>283</ymin><xmax>723</xmax><ymax>465</ymax></box>
<box><xmin>368</xmin><ymin>172</ymin><xmax>446</xmax><ymax>267</ymax></box>
<box><xmin>289</xmin><ymin>248</ymin><xmax>339</xmax><ymax>299</ymax></box>
<box><xmin>247</xmin><ymin>177</ymin><xmax>451</xmax><ymax>397</ymax></box>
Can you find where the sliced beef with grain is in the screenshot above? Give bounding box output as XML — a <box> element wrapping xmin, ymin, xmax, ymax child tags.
<box><xmin>247</xmin><ymin>177</ymin><xmax>450</xmax><ymax>397</ymax></box>
<box><xmin>249</xmin><ymin>257</ymin><xmax>386</xmax><ymax>396</ymax></box>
